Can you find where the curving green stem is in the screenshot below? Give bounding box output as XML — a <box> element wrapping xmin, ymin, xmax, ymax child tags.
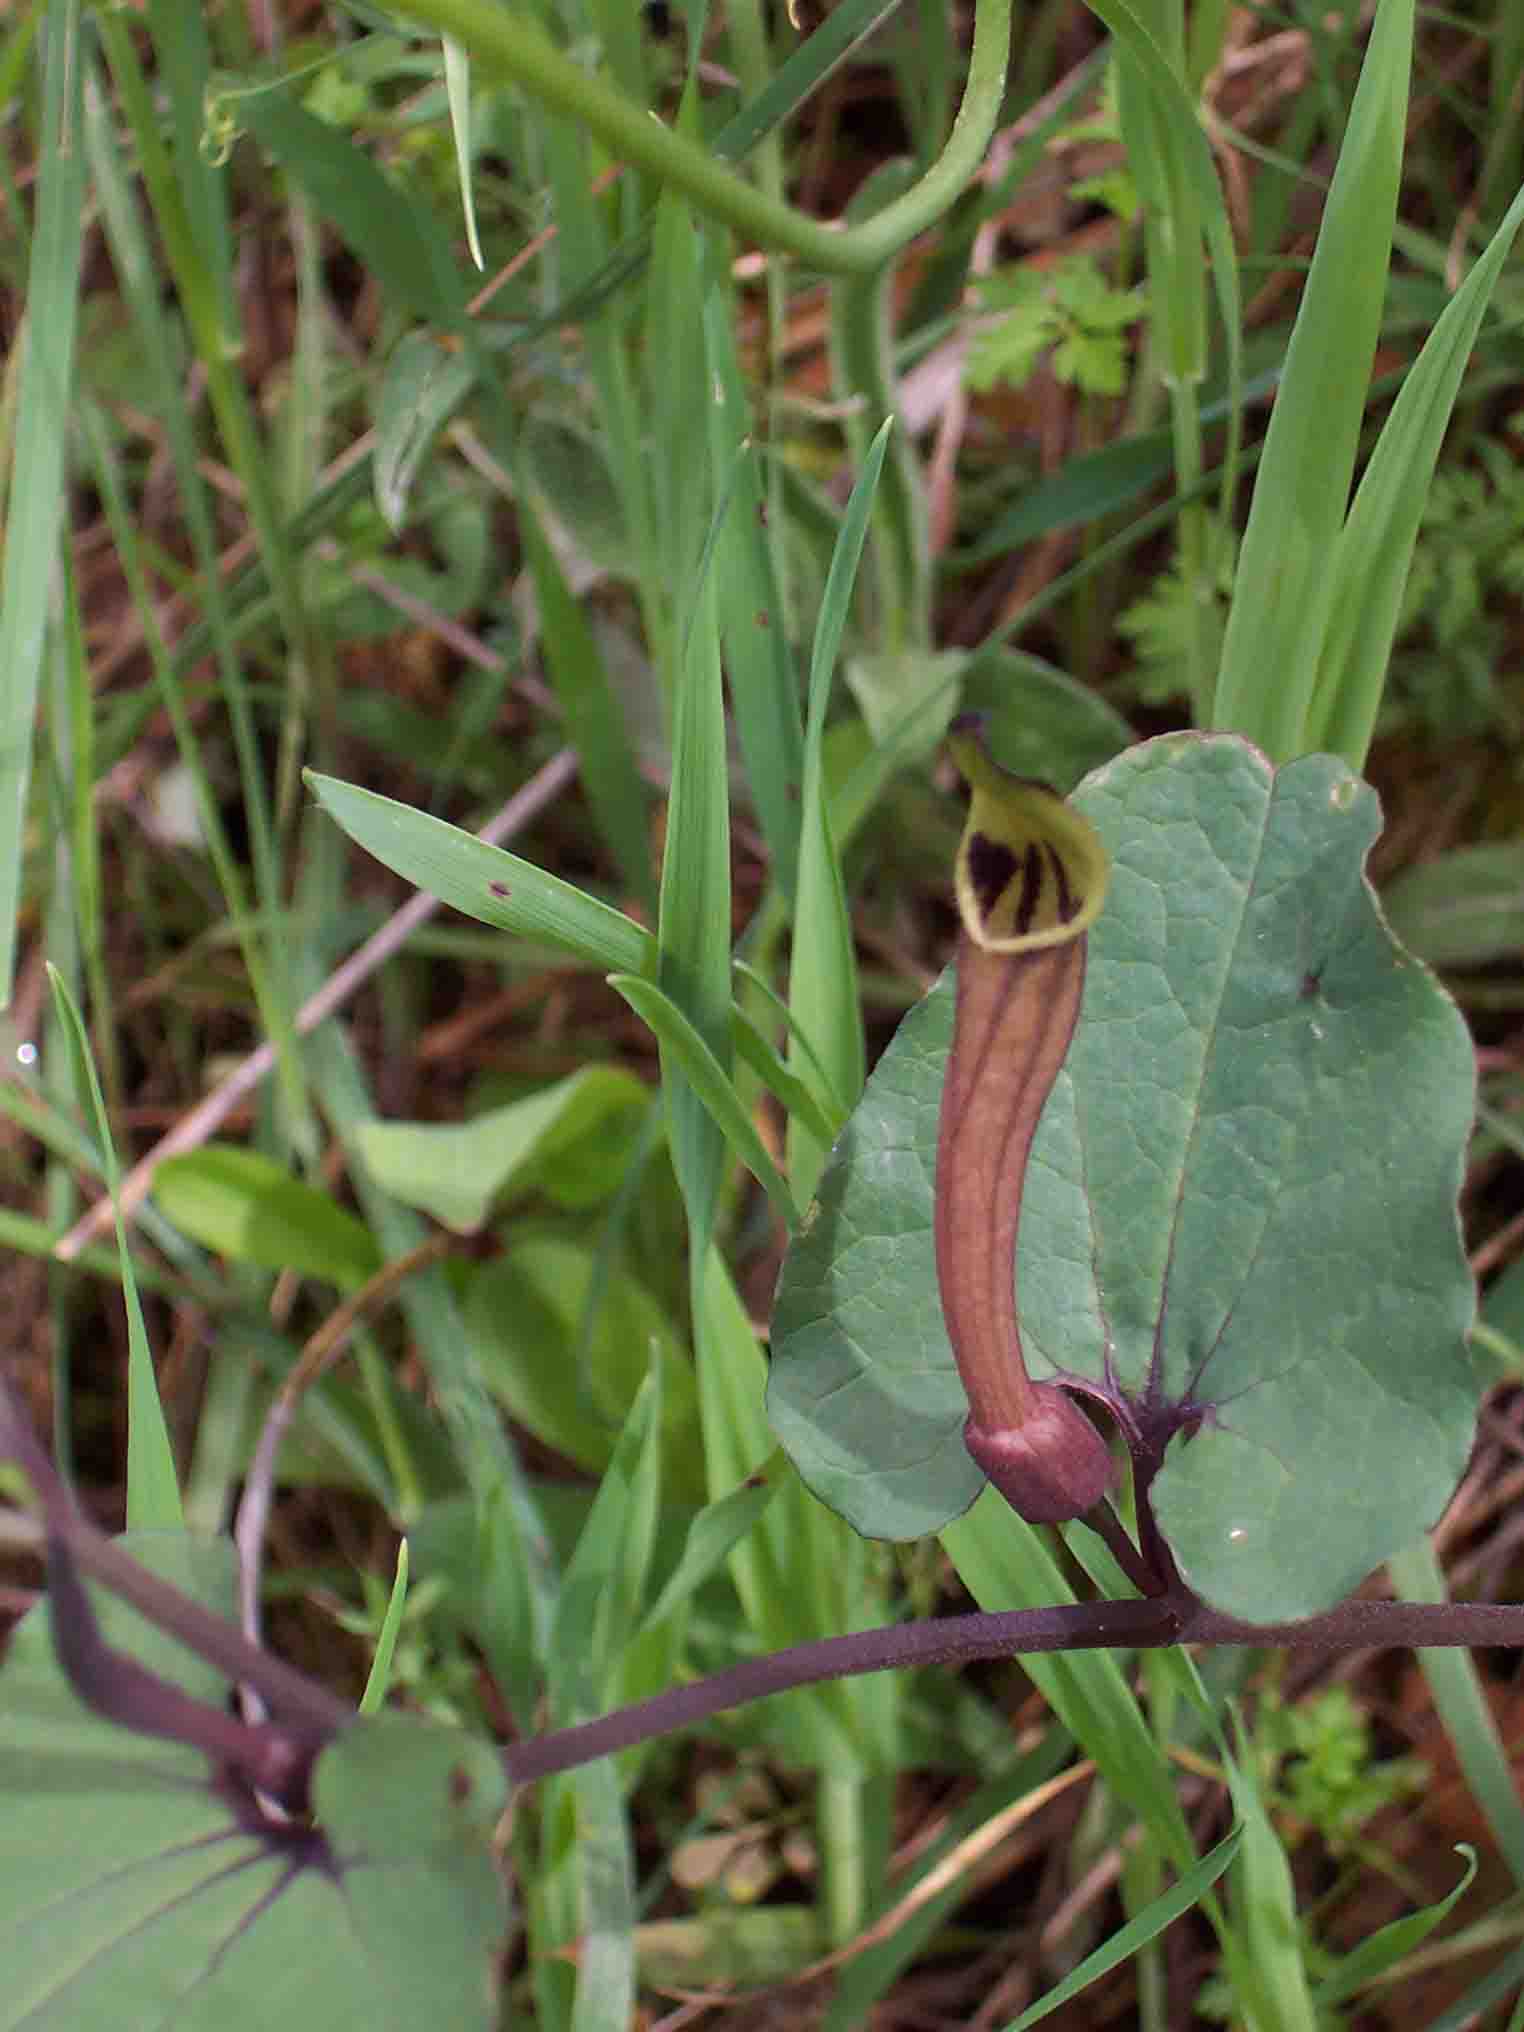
<box><xmin>392</xmin><ymin>0</ymin><xmax>1014</xmax><ymax>275</ymax></box>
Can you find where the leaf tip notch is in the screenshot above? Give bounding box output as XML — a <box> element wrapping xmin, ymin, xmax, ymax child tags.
<box><xmin>936</xmin><ymin>720</ymin><xmax>1113</xmax><ymax>1525</ymax></box>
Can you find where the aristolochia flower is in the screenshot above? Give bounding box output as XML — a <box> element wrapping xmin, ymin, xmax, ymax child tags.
<box><xmin>935</xmin><ymin>718</ymin><xmax>1113</xmax><ymax>1524</ymax></box>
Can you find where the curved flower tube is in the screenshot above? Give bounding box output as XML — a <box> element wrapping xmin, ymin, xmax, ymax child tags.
<box><xmin>935</xmin><ymin>719</ymin><xmax>1113</xmax><ymax>1523</ymax></box>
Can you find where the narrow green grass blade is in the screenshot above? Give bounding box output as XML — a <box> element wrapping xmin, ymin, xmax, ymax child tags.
<box><xmin>1212</xmin><ymin>0</ymin><xmax>1415</xmax><ymax>759</ymax></box>
<box><xmin>1308</xmin><ymin>180</ymin><xmax>1524</xmax><ymax>770</ymax></box>
<box><xmin>517</xmin><ymin>501</ymin><xmax>655</xmax><ymax>918</ymax></box>
<box><xmin>1117</xmin><ymin>46</ymin><xmax>1205</xmax><ymax>388</ymax></box>
<box><xmin>705</xmin><ymin>312</ymin><xmax>804</xmax><ymax>902</ymax></box>
<box><xmin>442</xmin><ymin>38</ymin><xmax>484</xmax><ymax>270</ymax></box>
<box><xmin>730</xmin><ymin>1004</ymin><xmax>842</xmax><ymax>1154</ymax></box>
<box><xmin>234</xmin><ymin>85</ymin><xmax>466</xmax><ymax>329</ymax></box>
<box><xmin>832</xmin><ymin>164</ymin><xmax>930</xmax><ymax>655</ymax></box>
<box><xmin>638</xmin><ymin>1475</ymin><xmax>777</xmax><ymax>1632</ymax></box>
<box><xmin>549</xmin><ymin>1375</ymin><xmax>663</xmax><ymax>1717</ymax></box>
<box><xmin>697</xmin><ymin>1251</ymin><xmax>886</xmax><ymax>1770</ymax></box>
<box><xmin>941</xmin><ymin>1495</ymin><xmax>1197</xmax><ymax>1868</ymax></box>
<box><xmin>57</xmin><ymin>553</ymin><xmax>113</xmax><ymax>1116</ymax></box>
<box><xmin>1114</xmin><ymin>28</ymin><xmax>1220</xmax><ymax>721</ymax></box>
<box><xmin>1311</xmin><ymin>1846</ymin><xmax>1476</xmax><ymax>2010</ymax></box>
<box><xmin>524</xmin><ymin>1758</ymin><xmax>636</xmax><ymax>2032</ymax></box>
<box><xmin>45</xmin><ymin>969</ymin><xmax>180</xmax><ymax>1530</ymax></box>
<box><xmin>1420</xmin><ymin>1935</ymin><xmax>1524</xmax><ymax>2032</ymax></box>
<box><xmin>1080</xmin><ymin>0</ymin><xmax>1242</xmax><ymax>496</ymax></box>
<box><xmin>44</xmin><ymin>565</ymin><xmax>87</xmax><ymax>1477</ymax></box>
<box><xmin>567</xmin><ymin>1757</ymin><xmax>637</xmax><ymax>2032</ymax></box>
<box><xmin>358</xmin><ymin>1540</ymin><xmax>411</xmax><ymax>1716</ymax></box>
<box><xmin>733</xmin><ymin>959</ymin><xmax>852</xmax><ymax>1127</ymax></box>
<box><xmin>144</xmin><ymin>0</ymin><xmax>234</xmax><ymax>302</ymax></box>
<box><xmin>1221</xmin><ymin>1722</ymin><xmax>1319</xmax><ymax>2032</ymax></box>
<box><xmin>787</xmin><ymin>423</ymin><xmax>891</xmax><ymax>1200</ymax></box>
<box><xmin>532</xmin><ymin>94</ymin><xmax>664</xmax><ymax>668</ymax></box>
<box><xmin>0</xmin><ymin>7</ymin><xmax>41</xmax><ymax>120</ymax></box>
<box><xmin>97</xmin><ymin>18</ymin><xmax>311</xmax><ymax>1144</ymax></box>
<box><xmin>655</xmin><ymin>440</ymin><xmax>734</xmax><ymax>1260</ymax></box>
<box><xmin>544</xmin><ymin>1387</ymin><xmax>655</xmax><ymax>2032</ymax></box>
<box><xmin>0</xmin><ymin>0</ymin><xmax>85</xmax><ymax>994</ymax></box>
<box><xmin>1388</xmin><ymin>1538</ymin><xmax>1524</xmax><ymax>1887</ymax></box>
<box><xmin>609</xmin><ymin>976</ymin><xmax>799</xmax><ymax>1227</ymax></box>
<box><xmin>306</xmin><ymin>1021</ymin><xmax>553</xmax><ymax>1721</ymax></box>
<box><xmin>307</xmin><ymin>774</ymin><xmax>655</xmax><ymax>975</ymax></box>
<box><xmin>1006</xmin><ymin>1825</ymin><xmax>1243</xmax><ymax>2030</ymax></box>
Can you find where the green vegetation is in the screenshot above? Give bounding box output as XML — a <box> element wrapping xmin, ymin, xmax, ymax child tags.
<box><xmin>3</xmin><ymin>0</ymin><xmax>1524</xmax><ymax>2025</ymax></box>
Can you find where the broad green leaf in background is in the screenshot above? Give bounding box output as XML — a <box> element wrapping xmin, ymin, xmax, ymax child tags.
<box><xmin>234</xmin><ymin>83</ymin><xmax>466</xmax><ymax>330</ymax></box>
<box><xmin>463</xmin><ymin>1235</ymin><xmax>706</xmax><ymax>1505</ymax></box>
<box><xmin>0</xmin><ymin>1537</ymin><xmax>509</xmax><ymax>2031</ymax></box>
<box><xmin>1380</xmin><ymin>841</ymin><xmax>1524</xmax><ymax>970</ymax></box>
<box><xmin>373</xmin><ymin>330</ymin><xmax>477</xmax><ymax>533</ymax></box>
<box><xmin>155</xmin><ymin>1144</ymin><xmax>384</xmax><ymax>1289</ymax></box>
<box><xmin>519</xmin><ymin>413</ymin><xmax>633</xmax><ymax>579</ymax></box>
<box><xmin>771</xmin><ymin>735</ymin><xmax>1477</xmax><ymax>1621</ymax></box>
<box><xmin>959</xmin><ymin>649</ymin><xmax>1134</xmax><ymax>793</ymax></box>
<box><xmin>357</xmin><ymin>1067</ymin><xmax>651</xmax><ymax>1231</ymax></box>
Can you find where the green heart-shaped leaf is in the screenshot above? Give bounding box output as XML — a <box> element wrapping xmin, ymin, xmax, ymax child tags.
<box><xmin>770</xmin><ymin>735</ymin><xmax>1477</xmax><ymax>1620</ymax></box>
<box><xmin>0</xmin><ymin>1536</ymin><xmax>509</xmax><ymax>2030</ymax></box>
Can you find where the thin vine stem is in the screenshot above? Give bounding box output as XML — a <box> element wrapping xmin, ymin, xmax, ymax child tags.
<box><xmin>507</xmin><ymin>1589</ymin><xmax>1524</xmax><ymax>1785</ymax></box>
<box><xmin>12</xmin><ymin>1377</ymin><xmax>1524</xmax><ymax>1814</ymax></box>
<box><xmin>382</xmin><ymin>0</ymin><xmax>1014</xmax><ymax>276</ymax></box>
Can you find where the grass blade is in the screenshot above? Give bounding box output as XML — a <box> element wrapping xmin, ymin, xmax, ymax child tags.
<box><xmin>609</xmin><ymin>975</ymin><xmax>799</xmax><ymax>1228</ymax></box>
<box><xmin>1211</xmin><ymin>0</ymin><xmax>1415</xmax><ymax>758</ymax></box>
<box><xmin>0</xmin><ymin>0</ymin><xmax>86</xmax><ymax>994</ymax></box>
<box><xmin>46</xmin><ymin>969</ymin><xmax>181</xmax><ymax>1530</ymax></box>
<box><xmin>787</xmin><ymin>421</ymin><xmax>892</xmax><ymax>1199</ymax></box>
<box><xmin>705</xmin><ymin>320</ymin><xmax>805</xmax><ymax>902</ymax></box>
<box><xmin>1006</xmin><ymin>1824</ymin><xmax>1244</xmax><ymax>2030</ymax></box>
<box><xmin>1388</xmin><ymin>1538</ymin><xmax>1524</xmax><ymax>1887</ymax></box>
<box><xmin>517</xmin><ymin>498</ymin><xmax>656</xmax><ymax>918</ymax></box>
<box><xmin>655</xmin><ymin>382</ymin><xmax>735</xmax><ymax>1260</ymax></box>
<box><xmin>1308</xmin><ymin>179</ymin><xmax>1524</xmax><ymax>769</ymax></box>
<box><xmin>1311</xmin><ymin>1846</ymin><xmax>1476</xmax><ymax>2010</ymax></box>
<box><xmin>358</xmin><ymin>1540</ymin><xmax>411</xmax><ymax>1716</ymax></box>
<box><xmin>307</xmin><ymin>774</ymin><xmax>655</xmax><ymax>976</ymax></box>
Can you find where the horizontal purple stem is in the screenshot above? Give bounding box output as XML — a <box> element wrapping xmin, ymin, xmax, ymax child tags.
<box><xmin>506</xmin><ymin>1590</ymin><xmax>1524</xmax><ymax>1784</ymax></box>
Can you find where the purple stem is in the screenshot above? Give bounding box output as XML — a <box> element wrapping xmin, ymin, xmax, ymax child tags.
<box><xmin>505</xmin><ymin>1588</ymin><xmax>1524</xmax><ymax>1785</ymax></box>
<box><xmin>13</xmin><ymin>1376</ymin><xmax>1524</xmax><ymax>1804</ymax></box>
